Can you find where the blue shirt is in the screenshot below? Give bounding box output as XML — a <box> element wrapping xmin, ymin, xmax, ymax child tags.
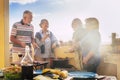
<box><xmin>80</xmin><ymin>29</ymin><xmax>101</xmax><ymax>64</ymax></box>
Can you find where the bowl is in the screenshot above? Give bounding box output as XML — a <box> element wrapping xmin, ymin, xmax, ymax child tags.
<box><xmin>4</xmin><ymin>72</ymin><xmax>21</xmax><ymax>80</ymax></box>
<box><xmin>3</xmin><ymin>66</ymin><xmax>22</xmax><ymax>80</ymax></box>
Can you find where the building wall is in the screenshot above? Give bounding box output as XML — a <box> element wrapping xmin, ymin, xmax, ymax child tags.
<box><xmin>0</xmin><ymin>0</ymin><xmax>5</xmax><ymax>68</ymax></box>
<box><xmin>0</xmin><ymin>0</ymin><xmax>9</xmax><ymax>68</ymax></box>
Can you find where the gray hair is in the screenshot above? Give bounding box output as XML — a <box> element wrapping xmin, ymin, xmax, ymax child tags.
<box><xmin>39</xmin><ymin>19</ymin><xmax>49</xmax><ymax>28</ymax></box>
<box><xmin>23</xmin><ymin>10</ymin><xmax>32</xmax><ymax>18</ymax></box>
<box><xmin>40</xmin><ymin>19</ymin><xmax>48</xmax><ymax>24</ymax></box>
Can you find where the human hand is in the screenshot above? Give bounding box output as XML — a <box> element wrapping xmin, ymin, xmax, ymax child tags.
<box><xmin>52</xmin><ymin>42</ymin><xmax>57</xmax><ymax>49</ymax></box>
<box><xmin>32</xmin><ymin>42</ymin><xmax>39</xmax><ymax>48</ymax></box>
<box><xmin>68</xmin><ymin>48</ymin><xmax>74</xmax><ymax>53</ymax></box>
<box><xmin>42</xmin><ymin>33</ymin><xmax>49</xmax><ymax>42</ymax></box>
<box><xmin>83</xmin><ymin>57</ymin><xmax>89</xmax><ymax>65</ymax></box>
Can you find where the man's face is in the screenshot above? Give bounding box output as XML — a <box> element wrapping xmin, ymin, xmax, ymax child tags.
<box><xmin>25</xmin><ymin>14</ymin><xmax>32</xmax><ymax>24</ymax></box>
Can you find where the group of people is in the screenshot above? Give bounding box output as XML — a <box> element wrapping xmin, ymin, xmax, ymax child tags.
<box><xmin>69</xmin><ymin>18</ymin><xmax>101</xmax><ymax>72</ymax></box>
<box><xmin>10</xmin><ymin>10</ymin><xmax>101</xmax><ymax>73</ymax></box>
<box><xmin>10</xmin><ymin>10</ymin><xmax>58</xmax><ymax>63</ymax></box>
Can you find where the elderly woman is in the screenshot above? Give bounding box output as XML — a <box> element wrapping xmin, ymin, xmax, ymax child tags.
<box><xmin>34</xmin><ymin>19</ymin><xmax>58</xmax><ymax>62</ymax></box>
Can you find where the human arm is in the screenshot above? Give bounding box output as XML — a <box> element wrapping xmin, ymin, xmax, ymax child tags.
<box><xmin>10</xmin><ymin>35</ymin><xmax>26</xmax><ymax>48</ymax></box>
<box><xmin>50</xmin><ymin>32</ymin><xmax>58</xmax><ymax>49</ymax></box>
<box><xmin>35</xmin><ymin>32</ymin><xmax>48</xmax><ymax>48</ymax></box>
<box><xmin>83</xmin><ymin>51</ymin><xmax>94</xmax><ymax>64</ymax></box>
<box><xmin>31</xmin><ymin>37</ymin><xmax>39</xmax><ymax>48</ymax></box>
<box><xmin>68</xmin><ymin>38</ymin><xmax>80</xmax><ymax>53</ymax></box>
<box><xmin>82</xmin><ymin>33</ymin><xmax>101</xmax><ymax>64</ymax></box>
<box><xmin>10</xmin><ymin>23</ymin><xmax>26</xmax><ymax>48</ymax></box>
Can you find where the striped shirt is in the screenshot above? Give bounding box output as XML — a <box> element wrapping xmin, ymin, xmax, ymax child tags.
<box><xmin>11</xmin><ymin>20</ymin><xmax>34</xmax><ymax>54</ymax></box>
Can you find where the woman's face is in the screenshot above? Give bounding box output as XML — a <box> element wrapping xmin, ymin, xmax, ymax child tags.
<box><xmin>40</xmin><ymin>21</ymin><xmax>49</xmax><ymax>31</ymax></box>
<box><xmin>72</xmin><ymin>22</ymin><xmax>79</xmax><ymax>31</ymax></box>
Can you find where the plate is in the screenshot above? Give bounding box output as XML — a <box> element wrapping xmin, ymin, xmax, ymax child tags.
<box><xmin>33</xmin><ymin>70</ymin><xmax>42</xmax><ymax>75</ymax></box>
<box><xmin>68</xmin><ymin>71</ymin><xmax>97</xmax><ymax>78</ymax></box>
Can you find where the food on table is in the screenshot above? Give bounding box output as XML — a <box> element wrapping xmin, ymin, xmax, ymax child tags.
<box><xmin>42</xmin><ymin>68</ymin><xmax>68</xmax><ymax>79</ymax></box>
<box><xmin>3</xmin><ymin>66</ymin><xmax>21</xmax><ymax>80</ymax></box>
<box><xmin>59</xmin><ymin>70</ymin><xmax>68</xmax><ymax>78</ymax></box>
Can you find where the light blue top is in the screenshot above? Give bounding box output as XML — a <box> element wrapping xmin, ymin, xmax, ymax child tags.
<box><xmin>80</xmin><ymin>29</ymin><xmax>101</xmax><ymax>64</ymax></box>
<box><xmin>34</xmin><ymin>30</ymin><xmax>58</xmax><ymax>58</ymax></box>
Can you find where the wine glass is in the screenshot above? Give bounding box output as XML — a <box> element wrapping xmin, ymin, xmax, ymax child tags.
<box><xmin>18</xmin><ymin>52</ymin><xmax>23</xmax><ymax>61</ymax></box>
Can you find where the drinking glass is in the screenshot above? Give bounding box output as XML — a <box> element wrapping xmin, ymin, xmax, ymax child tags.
<box><xmin>18</xmin><ymin>52</ymin><xmax>23</xmax><ymax>61</ymax></box>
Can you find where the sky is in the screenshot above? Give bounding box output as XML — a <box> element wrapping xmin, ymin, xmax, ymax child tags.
<box><xmin>9</xmin><ymin>0</ymin><xmax>120</xmax><ymax>44</ymax></box>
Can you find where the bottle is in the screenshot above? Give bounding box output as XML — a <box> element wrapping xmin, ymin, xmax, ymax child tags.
<box><xmin>21</xmin><ymin>45</ymin><xmax>33</xmax><ymax>80</ymax></box>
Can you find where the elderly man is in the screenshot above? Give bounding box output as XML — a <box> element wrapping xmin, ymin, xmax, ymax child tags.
<box><xmin>10</xmin><ymin>10</ymin><xmax>38</xmax><ymax>59</ymax></box>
